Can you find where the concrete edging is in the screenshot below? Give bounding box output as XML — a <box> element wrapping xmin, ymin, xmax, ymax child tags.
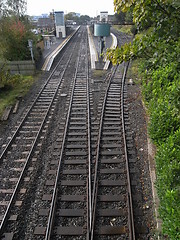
<box><xmin>143</xmin><ymin>99</ymin><xmax>162</xmax><ymax>237</ymax></box>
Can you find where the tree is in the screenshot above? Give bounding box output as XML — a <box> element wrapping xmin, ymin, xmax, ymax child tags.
<box><xmin>124</xmin><ymin>10</ymin><xmax>133</xmax><ymax>24</ymax></box>
<box><xmin>79</xmin><ymin>15</ymin><xmax>90</xmax><ymax>24</ymax></box>
<box><xmin>114</xmin><ymin>12</ymin><xmax>126</xmax><ymax>24</ymax></box>
<box><xmin>0</xmin><ymin>0</ymin><xmax>6</xmax><ymax>16</ymax></box>
<box><xmin>107</xmin><ymin>1</ymin><xmax>180</xmax><ymax>239</ymax></box>
<box><xmin>65</xmin><ymin>12</ymin><xmax>79</xmax><ymax>23</ymax></box>
<box><xmin>0</xmin><ymin>15</ymin><xmax>41</xmax><ymax>61</ymax></box>
<box><xmin>65</xmin><ymin>12</ymin><xmax>91</xmax><ymax>25</ymax></box>
<box><xmin>0</xmin><ymin>1</ymin><xmax>41</xmax><ymax>62</ymax></box>
<box><xmin>107</xmin><ymin>0</ymin><xmax>180</xmax><ymax>65</ymax></box>
<box><xmin>0</xmin><ymin>0</ymin><xmax>27</xmax><ymax>17</ymax></box>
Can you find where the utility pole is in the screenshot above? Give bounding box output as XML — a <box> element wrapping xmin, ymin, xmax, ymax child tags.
<box><xmin>28</xmin><ymin>39</ymin><xmax>34</xmax><ymax>62</ymax></box>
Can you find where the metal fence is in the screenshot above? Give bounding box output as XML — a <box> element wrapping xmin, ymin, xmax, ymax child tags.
<box><xmin>0</xmin><ymin>60</ymin><xmax>35</xmax><ymax>75</ymax></box>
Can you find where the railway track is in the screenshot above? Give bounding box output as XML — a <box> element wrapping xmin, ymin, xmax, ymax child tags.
<box><xmin>32</xmin><ymin>27</ymin><xmax>91</xmax><ymax>240</ymax></box>
<box><xmin>90</xmin><ymin>63</ymin><xmax>135</xmax><ymax>239</ymax></box>
<box><xmin>0</xmin><ymin>26</ymin><xmax>152</xmax><ymax>239</ymax></box>
<box><xmin>0</xmin><ymin>26</ymin><xmax>83</xmax><ymax>239</ymax></box>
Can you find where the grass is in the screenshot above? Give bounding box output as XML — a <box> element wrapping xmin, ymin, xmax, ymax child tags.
<box><xmin>0</xmin><ymin>75</ymin><xmax>35</xmax><ymax>117</ymax></box>
<box><xmin>126</xmin><ymin>60</ymin><xmax>140</xmax><ymax>82</ymax></box>
<box><xmin>92</xmin><ymin>69</ymin><xmax>106</xmax><ymax>79</ymax></box>
<box><xmin>113</xmin><ymin>25</ymin><xmax>133</xmax><ymax>35</ymax></box>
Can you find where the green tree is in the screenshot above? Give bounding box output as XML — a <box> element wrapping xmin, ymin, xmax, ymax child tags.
<box><xmin>0</xmin><ymin>0</ymin><xmax>26</xmax><ymax>17</ymax></box>
<box><xmin>0</xmin><ymin>0</ymin><xmax>6</xmax><ymax>16</ymax></box>
<box><xmin>107</xmin><ymin>0</ymin><xmax>180</xmax><ymax>64</ymax></box>
<box><xmin>0</xmin><ymin>16</ymin><xmax>40</xmax><ymax>61</ymax></box>
<box><xmin>114</xmin><ymin>12</ymin><xmax>126</xmax><ymax>24</ymax></box>
<box><xmin>107</xmin><ymin>1</ymin><xmax>180</xmax><ymax>239</ymax></box>
<box><xmin>124</xmin><ymin>9</ymin><xmax>133</xmax><ymax>24</ymax></box>
<box><xmin>0</xmin><ymin>1</ymin><xmax>41</xmax><ymax>62</ymax></box>
<box><xmin>65</xmin><ymin>12</ymin><xmax>79</xmax><ymax>23</ymax></box>
<box><xmin>79</xmin><ymin>15</ymin><xmax>90</xmax><ymax>24</ymax></box>
<box><xmin>65</xmin><ymin>12</ymin><xmax>91</xmax><ymax>25</ymax></box>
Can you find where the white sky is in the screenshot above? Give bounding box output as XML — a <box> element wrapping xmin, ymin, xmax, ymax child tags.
<box><xmin>27</xmin><ymin>0</ymin><xmax>115</xmax><ymax>17</ymax></box>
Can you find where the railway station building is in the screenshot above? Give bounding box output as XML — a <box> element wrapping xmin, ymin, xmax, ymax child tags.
<box><xmin>55</xmin><ymin>11</ymin><xmax>66</xmax><ymax>38</ymax></box>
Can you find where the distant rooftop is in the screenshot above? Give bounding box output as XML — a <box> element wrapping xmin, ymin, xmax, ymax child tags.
<box><xmin>31</xmin><ymin>14</ymin><xmax>49</xmax><ymax>21</ymax></box>
<box><xmin>37</xmin><ymin>18</ymin><xmax>54</xmax><ymax>28</ymax></box>
<box><xmin>55</xmin><ymin>11</ymin><xmax>64</xmax><ymax>13</ymax></box>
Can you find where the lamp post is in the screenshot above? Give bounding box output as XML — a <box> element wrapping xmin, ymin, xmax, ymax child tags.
<box><xmin>28</xmin><ymin>39</ymin><xmax>34</xmax><ymax>62</ymax></box>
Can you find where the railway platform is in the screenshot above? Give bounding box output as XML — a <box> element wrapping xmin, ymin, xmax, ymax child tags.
<box><xmin>41</xmin><ymin>25</ymin><xmax>117</xmax><ymax>71</ymax></box>
<box><xmin>87</xmin><ymin>25</ymin><xmax>117</xmax><ymax>70</ymax></box>
<box><xmin>41</xmin><ymin>27</ymin><xmax>80</xmax><ymax>71</ymax></box>
<box><xmin>41</xmin><ymin>38</ymin><xmax>65</xmax><ymax>70</ymax></box>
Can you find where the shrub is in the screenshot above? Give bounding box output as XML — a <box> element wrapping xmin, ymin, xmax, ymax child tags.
<box><xmin>0</xmin><ymin>63</ymin><xmax>21</xmax><ymax>90</ymax></box>
<box><xmin>0</xmin><ymin>16</ymin><xmax>41</xmax><ymax>63</ymax></box>
<box><xmin>0</xmin><ymin>63</ymin><xmax>11</xmax><ymax>89</ymax></box>
<box><xmin>155</xmin><ymin>130</ymin><xmax>180</xmax><ymax>239</ymax></box>
<box><xmin>148</xmin><ymin>98</ymin><xmax>180</xmax><ymax>145</ymax></box>
<box><xmin>141</xmin><ymin>61</ymin><xmax>180</xmax><ymax>146</ymax></box>
<box><xmin>142</xmin><ymin>63</ymin><xmax>179</xmax><ymax>104</ymax></box>
<box><xmin>130</xmin><ymin>24</ymin><xmax>137</xmax><ymax>35</ymax></box>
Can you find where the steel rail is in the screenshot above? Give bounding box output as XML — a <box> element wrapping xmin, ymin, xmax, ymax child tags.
<box><xmin>121</xmin><ymin>61</ymin><xmax>136</xmax><ymax>240</ymax></box>
<box><xmin>45</xmin><ymin>28</ymin><xmax>91</xmax><ymax>239</ymax></box>
<box><xmin>90</xmin><ymin>65</ymin><xmax>118</xmax><ymax>239</ymax></box>
<box><xmin>0</xmin><ymin>28</ymin><xmax>79</xmax><ymax>161</ymax></box>
<box><xmin>90</xmin><ymin>62</ymin><xmax>135</xmax><ymax>239</ymax></box>
<box><xmin>86</xmin><ymin>32</ymin><xmax>92</xmax><ymax>238</ymax></box>
<box><xmin>0</xmin><ymin>30</ymin><xmax>80</xmax><ymax>236</ymax></box>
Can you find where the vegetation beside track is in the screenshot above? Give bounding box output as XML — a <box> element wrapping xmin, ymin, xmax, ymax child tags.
<box><xmin>0</xmin><ymin>66</ymin><xmax>35</xmax><ymax>117</ymax></box>
<box><xmin>0</xmin><ymin>1</ymin><xmax>41</xmax><ymax>118</ymax></box>
<box><xmin>113</xmin><ymin>25</ymin><xmax>133</xmax><ymax>35</ymax></box>
<box><xmin>107</xmin><ymin>1</ymin><xmax>180</xmax><ymax>239</ymax></box>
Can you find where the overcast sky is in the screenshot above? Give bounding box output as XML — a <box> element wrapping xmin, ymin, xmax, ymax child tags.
<box><xmin>27</xmin><ymin>0</ymin><xmax>115</xmax><ymax>17</ymax></box>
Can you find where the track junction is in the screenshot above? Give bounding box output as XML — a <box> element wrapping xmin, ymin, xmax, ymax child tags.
<box><xmin>0</xmin><ymin>26</ymin><xmax>154</xmax><ymax>240</ymax></box>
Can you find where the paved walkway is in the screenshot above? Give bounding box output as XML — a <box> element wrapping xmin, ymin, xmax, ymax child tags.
<box><xmin>41</xmin><ymin>38</ymin><xmax>65</xmax><ymax>71</ymax></box>
<box><xmin>87</xmin><ymin>26</ymin><xmax>98</xmax><ymax>69</ymax></box>
<box><xmin>42</xmin><ymin>38</ymin><xmax>65</xmax><ymax>60</ymax></box>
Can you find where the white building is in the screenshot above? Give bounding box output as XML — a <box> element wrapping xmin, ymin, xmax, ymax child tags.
<box><xmin>100</xmin><ymin>11</ymin><xmax>108</xmax><ymax>22</ymax></box>
<box><xmin>55</xmin><ymin>11</ymin><xmax>66</xmax><ymax>38</ymax></box>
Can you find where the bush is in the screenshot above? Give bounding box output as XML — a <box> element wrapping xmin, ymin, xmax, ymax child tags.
<box><xmin>140</xmin><ymin>41</ymin><xmax>180</xmax><ymax>238</ymax></box>
<box><xmin>0</xmin><ymin>63</ymin><xmax>11</xmax><ymax>89</ymax></box>
<box><xmin>130</xmin><ymin>25</ymin><xmax>137</xmax><ymax>35</ymax></box>
<box><xmin>142</xmin><ymin>62</ymin><xmax>180</xmax><ymax>145</ymax></box>
<box><xmin>111</xmin><ymin>0</ymin><xmax>180</xmax><ymax>238</ymax></box>
<box><xmin>155</xmin><ymin>130</ymin><xmax>180</xmax><ymax>239</ymax></box>
<box><xmin>148</xmin><ymin>98</ymin><xmax>180</xmax><ymax>145</ymax></box>
<box><xmin>142</xmin><ymin>63</ymin><xmax>179</xmax><ymax>103</ymax></box>
<box><xmin>0</xmin><ymin>63</ymin><xmax>21</xmax><ymax>90</ymax></box>
<box><xmin>0</xmin><ymin>16</ymin><xmax>41</xmax><ymax>63</ymax></box>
